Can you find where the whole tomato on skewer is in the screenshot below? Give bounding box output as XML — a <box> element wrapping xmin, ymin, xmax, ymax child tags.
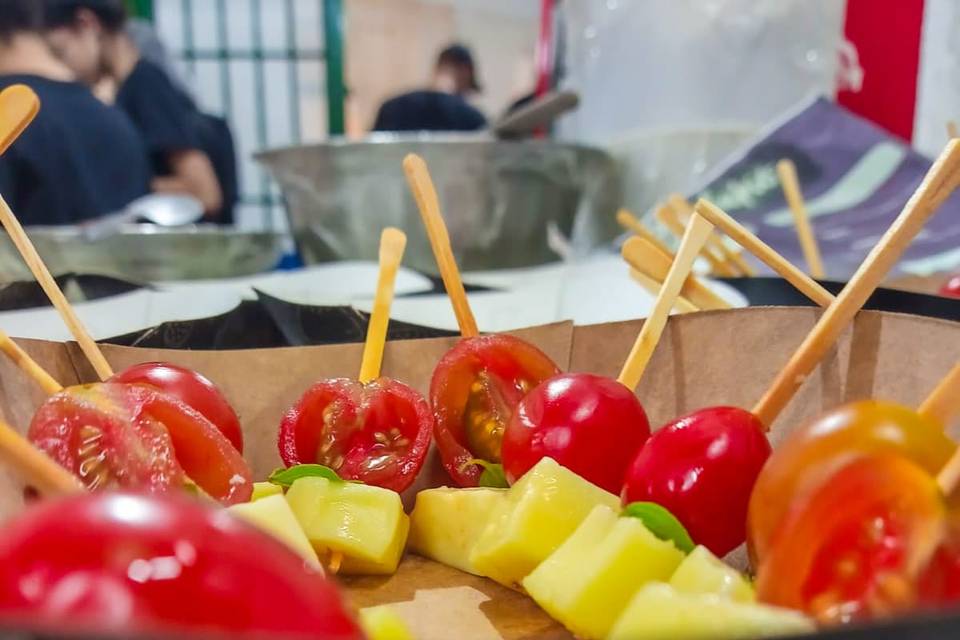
<box><xmin>939</xmin><ymin>274</ymin><xmax>960</xmax><ymax>299</ymax></box>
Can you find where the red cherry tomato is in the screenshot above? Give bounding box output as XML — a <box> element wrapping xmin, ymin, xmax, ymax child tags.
<box><xmin>29</xmin><ymin>383</ymin><xmax>253</xmax><ymax>505</ymax></box>
<box><xmin>501</xmin><ymin>373</ymin><xmax>650</xmax><ymax>494</ymax></box>
<box><xmin>431</xmin><ymin>335</ymin><xmax>560</xmax><ymax>486</ymax></box>
<box><xmin>622</xmin><ymin>407</ymin><xmax>771</xmax><ymax>557</ymax></box>
<box><xmin>0</xmin><ymin>492</ymin><xmax>363</xmax><ymax>639</ymax></box>
<box><xmin>756</xmin><ymin>455</ymin><xmax>946</xmax><ymax>624</ymax></box>
<box><xmin>113</xmin><ymin>362</ymin><xmax>243</xmax><ymax>453</ymax></box>
<box><xmin>279</xmin><ymin>377</ymin><xmax>433</xmax><ymax>493</ymax></box>
<box><xmin>940</xmin><ymin>274</ymin><xmax>960</xmax><ymax>299</ymax></box>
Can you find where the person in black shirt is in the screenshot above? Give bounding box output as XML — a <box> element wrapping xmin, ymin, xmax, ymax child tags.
<box><xmin>0</xmin><ymin>0</ymin><xmax>150</xmax><ymax>226</ymax></box>
<box><xmin>373</xmin><ymin>44</ymin><xmax>487</xmax><ymax>133</ymax></box>
<box><xmin>43</xmin><ymin>0</ymin><xmax>232</xmax><ymax>221</ymax></box>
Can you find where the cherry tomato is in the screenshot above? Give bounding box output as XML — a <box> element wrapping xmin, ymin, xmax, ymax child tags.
<box><xmin>747</xmin><ymin>401</ymin><xmax>954</xmax><ymax>565</ymax></box>
<box><xmin>113</xmin><ymin>362</ymin><xmax>243</xmax><ymax>453</ymax></box>
<box><xmin>940</xmin><ymin>274</ymin><xmax>960</xmax><ymax>299</ymax></box>
<box><xmin>756</xmin><ymin>455</ymin><xmax>946</xmax><ymax>624</ymax></box>
<box><xmin>0</xmin><ymin>492</ymin><xmax>363</xmax><ymax>639</ymax></box>
<box><xmin>29</xmin><ymin>383</ymin><xmax>253</xmax><ymax>505</ymax></box>
<box><xmin>279</xmin><ymin>377</ymin><xmax>433</xmax><ymax>493</ymax></box>
<box><xmin>431</xmin><ymin>335</ymin><xmax>560</xmax><ymax>486</ymax></box>
<box><xmin>501</xmin><ymin>373</ymin><xmax>650</xmax><ymax>494</ymax></box>
<box><xmin>622</xmin><ymin>407</ymin><xmax>771</xmax><ymax>557</ymax></box>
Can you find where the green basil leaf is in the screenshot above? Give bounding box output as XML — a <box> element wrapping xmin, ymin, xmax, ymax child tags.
<box><xmin>268</xmin><ymin>464</ymin><xmax>344</xmax><ymax>488</ymax></box>
<box><xmin>459</xmin><ymin>459</ymin><xmax>510</xmax><ymax>488</ymax></box>
<box><xmin>622</xmin><ymin>502</ymin><xmax>695</xmax><ymax>554</ymax></box>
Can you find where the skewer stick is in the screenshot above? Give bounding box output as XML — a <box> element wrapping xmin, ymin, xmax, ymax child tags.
<box><xmin>358</xmin><ymin>228</ymin><xmax>407</xmax><ymax>384</ymax></box>
<box><xmin>948</xmin><ymin>121</ymin><xmax>959</xmax><ymax>140</ymax></box>
<box><xmin>402</xmin><ymin>154</ymin><xmax>480</xmax><ymax>338</ymax></box>
<box><xmin>668</xmin><ymin>195</ymin><xmax>754</xmax><ymax>276</ymax></box>
<box><xmin>753</xmin><ymin>140</ymin><xmax>960</xmax><ymax>428</ymax></box>
<box><xmin>776</xmin><ymin>159</ymin><xmax>826</xmax><ymax>280</ymax></box>
<box><xmin>0</xmin><ymin>330</ymin><xmax>62</xmax><ymax>395</ymax></box>
<box><xmin>622</xmin><ymin>237</ymin><xmax>730</xmax><ymax>311</ymax></box>
<box><xmin>618</xmin><ymin>213</ymin><xmax>714</xmax><ymax>390</ymax></box>
<box><xmin>657</xmin><ymin>202</ymin><xmax>736</xmax><ymax>277</ymax></box>
<box><xmin>616</xmin><ymin>209</ymin><xmax>676</xmax><ymax>259</ymax></box>
<box><xmin>695</xmin><ymin>200</ymin><xmax>835</xmax><ymax>307</ymax></box>
<box><xmin>0</xmin><ymin>419</ymin><xmax>83</xmax><ymax>496</ymax></box>
<box><xmin>918</xmin><ymin>361</ymin><xmax>960</xmax><ymax>427</ymax></box>
<box><xmin>628</xmin><ymin>269</ymin><xmax>699</xmax><ymax>314</ymax></box>
<box><xmin>0</xmin><ymin>85</ymin><xmax>40</xmax><ymax>156</ymax></box>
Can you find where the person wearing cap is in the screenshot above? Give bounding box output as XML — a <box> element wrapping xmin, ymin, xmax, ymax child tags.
<box><xmin>0</xmin><ymin>0</ymin><xmax>150</xmax><ymax>226</ymax></box>
<box><xmin>373</xmin><ymin>43</ymin><xmax>487</xmax><ymax>132</ymax></box>
<box><xmin>43</xmin><ymin>0</ymin><xmax>233</xmax><ymax>221</ymax></box>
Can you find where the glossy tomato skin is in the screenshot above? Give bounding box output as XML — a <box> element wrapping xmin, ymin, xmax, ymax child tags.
<box><xmin>113</xmin><ymin>362</ymin><xmax>243</xmax><ymax>453</ymax></box>
<box><xmin>0</xmin><ymin>492</ymin><xmax>363</xmax><ymax>639</ymax></box>
<box><xmin>747</xmin><ymin>401</ymin><xmax>954</xmax><ymax>566</ymax></box>
<box><xmin>501</xmin><ymin>373</ymin><xmax>650</xmax><ymax>494</ymax></box>
<box><xmin>940</xmin><ymin>275</ymin><xmax>960</xmax><ymax>299</ymax></box>
<box><xmin>431</xmin><ymin>335</ymin><xmax>560</xmax><ymax>486</ymax></box>
<box><xmin>756</xmin><ymin>455</ymin><xmax>946</xmax><ymax>624</ymax></box>
<box><xmin>279</xmin><ymin>377</ymin><xmax>433</xmax><ymax>493</ymax></box>
<box><xmin>622</xmin><ymin>407</ymin><xmax>771</xmax><ymax>557</ymax></box>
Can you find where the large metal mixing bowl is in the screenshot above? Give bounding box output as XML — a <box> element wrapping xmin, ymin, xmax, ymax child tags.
<box><xmin>256</xmin><ymin>135</ymin><xmax>621</xmax><ymax>273</ymax></box>
<box><xmin>0</xmin><ymin>225</ymin><xmax>286</xmax><ymax>283</ymax></box>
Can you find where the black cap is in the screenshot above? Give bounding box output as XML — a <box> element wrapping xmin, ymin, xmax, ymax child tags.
<box><xmin>437</xmin><ymin>43</ymin><xmax>481</xmax><ymax>93</ymax></box>
<box><xmin>43</xmin><ymin>0</ymin><xmax>127</xmax><ymax>30</ymax></box>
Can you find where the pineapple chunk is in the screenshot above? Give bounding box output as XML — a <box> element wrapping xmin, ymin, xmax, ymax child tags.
<box><xmin>523</xmin><ymin>505</ymin><xmax>684</xmax><ymax>639</ymax></box>
<box><xmin>250</xmin><ymin>481</ymin><xmax>283</xmax><ymax>501</ymax></box>
<box><xmin>470</xmin><ymin>457</ymin><xmax>620</xmax><ymax>588</ymax></box>
<box><xmin>359</xmin><ymin>605</ymin><xmax>414</xmax><ymax>640</ymax></box>
<box><xmin>669</xmin><ymin>545</ymin><xmax>755</xmax><ymax>603</ymax></box>
<box><xmin>228</xmin><ymin>494</ymin><xmax>320</xmax><ymax>567</ymax></box>
<box><xmin>285</xmin><ymin>476</ymin><xmax>409</xmax><ymax>575</ymax></box>
<box><xmin>408</xmin><ymin>487</ymin><xmax>506</xmax><ymax>575</ymax></box>
<box><xmin>609</xmin><ymin>583</ymin><xmax>815</xmax><ymax>640</ymax></box>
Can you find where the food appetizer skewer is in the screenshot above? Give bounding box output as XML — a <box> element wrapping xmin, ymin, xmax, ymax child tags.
<box><xmin>776</xmin><ymin>159</ymin><xmax>826</xmax><ymax>279</ymax></box>
<box><xmin>616</xmin><ymin>208</ymin><xmax>677</xmax><ymax>260</ymax></box>
<box><xmin>657</xmin><ymin>200</ymin><xmax>737</xmax><ymax>277</ymax></box>
<box><xmin>667</xmin><ymin>194</ymin><xmax>756</xmax><ymax>277</ymax></box>
<box><xmin>621</xmin><ymin>236</ymin><xmax>731</xmax><ymax>311</ymax></box>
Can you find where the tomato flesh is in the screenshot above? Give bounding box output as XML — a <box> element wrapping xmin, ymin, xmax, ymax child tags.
<box><xmin>431</xmin><ymin>335</ymin><xmax>560</xmax><ymax>486</ymax></box>
<box><xmin>0</xmin><ymin>492</ymin><xmax>363</xmax><ymax>639</ymax></box>
<box><xmin>622</xmin><ymin>406</ymin><xmax>771</xmax><ymax>557</ymax></box>
<box><xmin>747</xmin><ymin>401</ymin><xmax>954</xmax><ymax>565</ymax></box>
<box><xmin>278</xmin><ymin>377</ymin><xmax>433</xmax><ymax>493</ymax></box>
<box><xmin>756</xmin><ymin>455</ymin><xmax>946</xmax><ymax>624</ymax></box>
<box><xmin>113</xmin><ymin>362</ymin><xmax>244</xmax><ymax>453</ymax></box>
<box><xmin>501</xmin><ymin>373</ymin><xmax>651</xmax><ymax>494</ymax></box>
<box><xmin>940</xmin><ymin>275</ymin><xmax>960</xmax><ymax>299</ymax></box>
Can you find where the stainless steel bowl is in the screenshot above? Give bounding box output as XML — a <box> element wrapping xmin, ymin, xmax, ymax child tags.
<box><xmin>256</xmin><ymin>135</ymin><xmax>621</xmax><ymax>273</ymax></box>
<box><xmin>0</xmin><ymin>224</ymin><xmax>286</xmax><ymax>282</ymax></box>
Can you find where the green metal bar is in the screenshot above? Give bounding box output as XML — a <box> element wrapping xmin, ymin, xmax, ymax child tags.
<box><xmin>178</xmin><ymin>49</ymin><xmax>324</xmax><ymax>61</ymax></box>
<box><xmin>214</xmin><ymin>0</ymin><xmax>233</xmax><ymax>119</ymax></box>
<box><xmin>284</xmin><ymin>0</ymin><xmax>303</xmax><ymax>142</ymax></box>
<box><xmin>250</xmin><ymin>0</ymin><xmax>272</xmax><ymax>228</ymax></box>
<box><xmin>180</xmin><ymin>0</ymin><xmax>195</xmax><ymax>74</ymax></box>
<box><xmin>322</xmin><ymin>0</ymin><xmax>345</xmax><ymax>136</ymax></box>
<box><xmin>125</xmin><ymin>0</ymin><xmax>153</xmax><ymax>19</ymax></box>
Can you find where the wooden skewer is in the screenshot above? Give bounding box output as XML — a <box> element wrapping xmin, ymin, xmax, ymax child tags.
<box><xmin>616</xmin><ymin>209</ymin><xmax>676</xmax><ymax>260</ymax></box>
<box><xmin>776</xmin><ymin>159</ymin><xmax>826</xmax><ymax>280</ymax></box>
<box><xmin>0</xmin><ymin>418</ymin><xmax>83</xmax><ymax>496</ymax></box>
<box><xmin>0</xmin><ymin>85</ymin><xmax>40</xmax><ymax>156</ymax></box>
<box><xmin>667</xmin><ymin>195</ymin><xmax>754</xmax><ymax>276</ymax></box>
<box><xmin>402</xmin><ymin>154</ymin><xmax>480</xmax><ymax>338</ymax></box>
<box><xmin>917</xmin><ymin>361</ymin><xmax>960</xmax><ymax>427</ymax></box>
<box><xmin>628</xmin><ymin>269</ymin><xmax>699</xmax><ymax>314</ymax></box>
<box><xmin>0</xmin><ymin>330</ymin><xmax>62</xmax><ymax>395</ymax></box>
<box><xmin>358</xmin><ymin>228</ymin><xmax>407</xmax><ymax>384</ymax></box>
<box><xmin>753</xmin><ymin>140</ymin><xmax>960</xmax><ymax>428</ymax></box>
<box><xmin>948</xmin><ymin>121</ymin><xmax>959</xmax><ymax>140</ymax></box>
<box><xmin>622</xmin><ymin>237</ymin><xmax>730</xmax><ymax>311</ymax></box>
<box><xmin>695</xmin><ymin>200</ymin><xmax>835</xmax><ymax>308</ymax></box>
<box><xmin>657</xmin><ymin>202</ymin><xmax>736</xmax><ymax>277</ymax></box>
<box><xmin>618</xmin><ymin>213</ymin><xmax>714</xmax><ymax>390</ymax></box>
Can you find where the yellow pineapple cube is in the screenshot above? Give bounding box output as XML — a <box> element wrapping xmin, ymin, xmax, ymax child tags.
<box><xmin>522</xmin><ymin>505</ymin><xmax>684</xmax><ymax>639</ymax></box>
<box><xmin>669</xmin><ymin>545</ymin><xmax>755</xmax><ymax>603</ymax></box>
<box><xmin>609</xmin><ymin>583</ymin><xmax>815</xmax><ymax>640</ymax></box>
<box><xmin>250</xmin><ymin>481</ymin><xmax>284</xmax><ymax>501</ymax></box>
<box><xmin>359</xmin><ymin>605</ymin><xmax>414</xmax><ymax>640</ymax></box>
<box><xmin>285</xmin><ymin>476</ymin><xmax>408</xmax><ymax>575</ymax></box>
<box><xmin>408</xmin><ymin>487</ymin><xmax>506</xmax><ymax>575</ymax></box>
<box><xmin>228</xmin><ymin>494</ymin><xmax>320</xmax><ymax>567</ymax></box>
<box><xmin>470</xmin><ymin>457</ymin><xmax>620</xmax><ymax>588</ymax></box>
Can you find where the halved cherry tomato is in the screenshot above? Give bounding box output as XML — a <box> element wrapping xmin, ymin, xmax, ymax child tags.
<box><xmin>756</xmin><ymin>455</ymin><xmax>947</xmax><ymax>624</ymax></box>
<box><xmin>940</xmin><ymin>275</ymin><xmax>960</xmax><ymax>299</ymax></box>
<box><xmin>28</xmin><ymin>383</ymin><xmax>253</xmax><ymax>505</ymax></box>
<box><xmin>0</xmin><ymin>492</ymin><xmax>363</xmax><ymax>639</ymax></box>
<box><xmin>279</xmin><ymin>377</ymin><xmax>432</xmax><ymax>493</ymax></box>
<box><xmin>748</xmin><ymin>401</ymin><xmax>954</xmax><ymax>565</ymax></box>
<box><xmin>113</xmin><ymin>362</ymin><xmax>243</xmax><ymax>453</ymax></box>
<box><xmin>431</xmin><ymin>335</ymin><xmax>560</xmax><ymax>486</ymax></box>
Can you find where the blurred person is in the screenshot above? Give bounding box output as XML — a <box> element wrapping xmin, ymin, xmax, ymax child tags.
<box><xmin>0</xmin><ymin>0</ymin><xmax>150</xmax><ymax>225</ymax></box>
<box><xmin>43</xmin><ymin>0</ymin><xmax>234</xmax><ymax>221</ymax></box>
<box><xmin>373</xmin><ymin>43</ymin><xmax>486</xmax><ymax>132</ymax></box>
